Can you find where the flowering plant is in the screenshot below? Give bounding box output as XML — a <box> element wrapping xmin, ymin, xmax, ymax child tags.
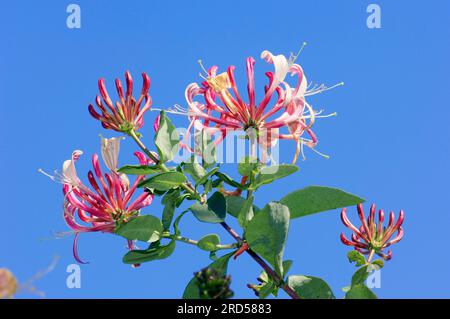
<box><xmin>41</xmin><ymin>48</ymin><xmax>405</xmax><ymax>299</ymax></box>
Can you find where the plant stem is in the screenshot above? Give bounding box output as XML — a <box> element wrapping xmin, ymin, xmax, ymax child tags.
<box><xmin>367</xmin><ymin>250</ymin><xmax>375</xmax><ymax>263</ymax></box>
<box><xmin>219</xmin><ymin>221</ymin><xmax>300</xmax><ymax>299</ymax></box>
<box><xmin>128</xmin><ymin>129</ymin><xmax>200</xmax><ymax>200</ymax></box>
<box><xmin>162</xmin><ymin>233</ymin><xmax>237</xmax><ymax>250</ymax></box>
<box><xmin>128</xmin><ymin>129</ymin><xmax>159</xmax><ymax>164</ymax></box>
<box><xmin>129</xmin><ymin>129</ymin><xmax>299</xmax><ymax>298</ymax></box>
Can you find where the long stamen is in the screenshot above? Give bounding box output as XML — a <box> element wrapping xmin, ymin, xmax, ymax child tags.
<box><xmin>309</xmin><ymin>147</ymin><xmax>330</xmax><ymax>159</ymax></box>
<box><xmin>38</xmin><ymin>168</ymin><xmax>58</xmax><ymax>182</ymax></box>
<box><xmin>305</xmin><ymin>82</ymin><xmax>344</xmax><ymax>96</ymax></box>
<box><xmin>198</xmin><ymin>59</ymin><xmax>209</xmax><ymax>76</ymax></box>
<box><xmin>289</xmin><ymin>42</ymin><xmax>308</xmax><ymax>65</ymax></box>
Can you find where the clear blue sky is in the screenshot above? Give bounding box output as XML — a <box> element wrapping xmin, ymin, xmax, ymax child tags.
<box><xmin>1</xmin><ymin>0</ymin><xmax>449</xmax><ymax>298</ymax></box>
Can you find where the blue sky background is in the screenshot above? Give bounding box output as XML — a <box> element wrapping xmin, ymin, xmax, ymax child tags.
<box><xmin>1</xmin><ymin>0</ymin><xmax>449</xmax><ymax>298</ymax></box>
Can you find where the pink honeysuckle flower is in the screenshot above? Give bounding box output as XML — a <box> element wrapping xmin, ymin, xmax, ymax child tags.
<box><xmin>340</xmin><ymin>203</ymin><xmax>405</xmax><ymax>261</ymax></box>
<box><xmin>173</xmin><ymin>48</ymin><xmax>341</xmax><ymax>163</ymax></box>
<box><xmin>88</xmin><ymin>71</ymin><xmax>152</xmax><ymax>133</ymax></box>
<box><xmin>40</xmin><ymin>138</ymin><xmax>154</xmax><ymax>264</ymax></box>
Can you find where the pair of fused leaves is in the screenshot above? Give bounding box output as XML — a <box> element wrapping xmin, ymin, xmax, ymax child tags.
<box><xmin>236</xmin><ymin>156</ymin><xmax>300</xmax><ymax>190</ymax></box>
<box><xmin>343</xmin><ymin>251</ymin><xmax>382</xmax><ymax>299</ymax></box>
<box><xmin>250</xmin><ymin>260</ymin><xmax>292</xmax><ymax>298</ymax></box>
<box><xmin>115</xmin><ymin>212</ymin><xmax>186</xmax><ymax>264</ymax></box>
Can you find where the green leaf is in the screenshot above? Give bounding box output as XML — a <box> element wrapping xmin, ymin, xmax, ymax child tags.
<box><xmin>282</xmin><ymin>260</ymin><xmax>293</xmax><ymax>278</ymax></box>
<box><xmin>197</xmin><ymin>234</ymin><xmax>221</xmax><ymax>251</ymax></box>
<box><xmin>225</xmin><ymin>195</ymin><xmax>260</xmax><ymax>218</ymax></box>
<box><xmin>351</xmin><ymin>265</ymin><xmax>376</xmax><ymax>286</ymax></box>
<box><xmin>371</xmin><ymin>259</ymin><xmax>385</xmax><ymax>269</ymax></box>
<box><xmin>279</xmin><ymin>186</ymin><xmax>365</xmax><ymax>219</ymax></box>
<box><xmin>173</xmin><ymin>210</ymin><xmax>187</xmax><ymax>236</ymax></box>
<box><xmin>121</xmin><ymin>211</ymin><xmax>187</xmax><ymax>265</ymax></box>
<box><xmin>154</xmin><ymin>110</ymin><xmax>180</xmax><ymax>162</ymax></box>
<box><xmin>117</xmin><ymin>165</ymin><xmax>162</xmax><ymax>175</ymax></box>
<box><xmin>246</xmin><ymin>202</ymin><xmax>290</xmax><ymax>275</ymax></box>
<box><xmin>138</xmin><ymin>171</ymin><xmax>187</xmax><ymax>191</ymax></box>
<box><xmin>258</xmin><ymin>282</ymin><xmax>277</xmax><ymax>299</ymax></box>
<box><xmin>345</xmin><ymin>284</ymin><xmax>377</xmax><ymax>299</ymax></box>
<box><xmin>203</xmin><ymin>180</ymin><xmax>213</xmax><ymax>194</ymax></box>
<box><xmin>254</xmin><ymin>259</ymin><xmax>293</xmax><ymax>298</ymax></box>
<box><xmin>183</xmin><ymin>158</ymin><xmax>207</xmax><ymax>183</ymax></box>
<box><xmin>161</xmin><ymin>189</ymin><xmax>181</xmax><ymax>230</ymax></box>
<box><xmin>252</xmin><ymin>164</ymin><xmax>298</xmax><ymax>189</ymax></box>
<box><xmin>122</xmin><ymin>239</ymin><xmax>175</xmax><ymax>264</ymax></box>
<box><xmin>183</xmin><ymin>252</ymin><xmax>235</xmax><ymax>299</ymax></box>
<box><xmin>115</xmin><ymin>215</ymin><xmax>163</xmax><ymax>243</ymax></box>
<box><xmin>347</xmin><ymin>251</ymin><xmax>367</xmax><ymax>267</ymax></box>
<box><xmin>287</xmin><ymin>275</ymin><xmax>335</xmax><ymax>299</ymax></box>
<box><xmin>225</xmin><ymin>196</ymin><xmax>246</xmax><ymax>218</ymax></box>
<box><xmin>196</xmin><ymin>166</ymin><xmax>220</xmax><ymax>186</ymax></box>
<box><xmin>175</xmin><ymin>193</ymin><xmax>191</xmax><ymax>207</ymax></box>
<box><xmin>189</xmin><ymin>192</ymin><xmax>227</xmax><ymax>223</ymax></box>
<box><xmin>194</xmin><ymin>129</ymin><xmax>216</xmax><ymax>168</ymax></box>
<box><xmin>209</xmin><ymin>251</ymin><xmax>218</xmax><ymax>261</ymax></box>
<box><xmin>237</xmin><ymin>196</ymin><xmax>254</xmax><ymax>228</ymax></box>
<box><xmin>238</xmin><ymin>156</ymin><xmax>259</xmax><ymax>176</ymax></box>
<box><xmin>214</xmin><ymin>172</ymin><xmax>247</xmax><ymax>190</ymax></box>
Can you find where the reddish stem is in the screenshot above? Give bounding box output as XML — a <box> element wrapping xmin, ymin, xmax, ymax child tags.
<box><xmin>220</xmin><ymin>222</ymin><xmax>300</xmax><ymax>299</ymax></box>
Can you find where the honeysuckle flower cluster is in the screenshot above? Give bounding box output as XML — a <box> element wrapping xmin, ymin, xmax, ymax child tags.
<box><xmin>88</xmin><ymin>71</ymin><xmax>152</xmax><ymax>133</ymax></box>
<box><xmin>41</xmin><ymin>137</ymin><xmax>153</xmax><ymax>263</ymax></box>
<box><xmin>175</xmin><ymin>49</ymin><xmax>340</xmax><ymax>162</ymax></box>
<box><xmin>340</xmin><ymin>203</ymin><xmax>405</xmax><ymax>261</ymax></box>
<box><xmin>40</xmin><ymin>47</ymin><xmax>406</xmax><ymax>299</ymax></box>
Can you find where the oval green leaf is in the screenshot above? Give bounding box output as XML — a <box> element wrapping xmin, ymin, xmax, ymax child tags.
<box><xmin>345</xmin><ymin>284</ymin><xmax>377</xmax><ymax>299</ymax></box>
<box><xmin>280</xmin><ymin>186</ymin><xmax>365</xmax><ymax>219</ymax></box>
<box><xmin>118</xmin><ymin>165</ymin><xmax>161</xmax><ymax>175</ymax></box>
<box><xmin>189</xmin><ymin>192</ymin><xmax>227</xmax><ymax>223</ymax></box>
<box><xmin>252</xmin><ymin>164</ymin><xmax>298</xmax><ymax>189</ymax></box>
<box><xmin>154</xmin><ymin>110</ymin><xmax>180</xmax><ymax>163</ymax></box>
<box><xmin>197</xmin><ymin>234</ymin><xmax>221</xmax><ymax>251</ymax></box>
<box><xmin>246</xmin><ymin>202</ymin><xmax>290</xmax><ymax>275</ymax></box>
<box><xmin>287</xmin><ymin>275</ymin><xmax>335</xmax><ymax>299</ymax></box>
<box><xmin>115</xmin><ymin>215</ymin><xmax>163</xmax><ymax>242</ymax></box>
<box><xmin>138</xmin><ymin>171</ymin><xmax>187</xmax><ymax>191</ymax></box>
<box><xmin>122</xmin><ymin>240</ymin><xmax>176</xmax><ymax>264</ymax></box>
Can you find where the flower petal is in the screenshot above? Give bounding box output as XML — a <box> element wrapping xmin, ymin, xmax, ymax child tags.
<box><xmin>261</xmin><ymin>50</ymin><xmax>289</xmax><ymax>84</ymax></box>
<box><xmin>100</xmin><ymin>136</ymin><xmax>124</xmax><ymax>172</ymax></box>
<box><xmin>62</xmin><ymin>150</ymin><xmax>83</xmax><ymax>186</ymax></box>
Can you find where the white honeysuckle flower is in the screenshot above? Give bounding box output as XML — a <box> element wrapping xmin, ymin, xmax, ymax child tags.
<box><xmin>62</xmin><ymin>150</ymin><xmax>83</xmax><ymax>186</ymax></box>
<box><xmin>295</xmin><ymin>73</ymin><xmax>308</xmax><ymax>99</ymax></box>
<box><xmin>39</xmin><ymin>150</ymin><xmax>83</xmax><ymax>187</ymax></box>
<box><xmin>100</xmin><ymin>136</ymin><xmax>130</xmax><ymax>189</ymax></box>
<box><xmin>100</xmin><ymin>136</ymin><xmax>124</xmax><ymax>172</ymax></box>
<box><xmin>260</xmin><ymin>50</ymin><xmax>290</xmax><ymax>84</ymax></box>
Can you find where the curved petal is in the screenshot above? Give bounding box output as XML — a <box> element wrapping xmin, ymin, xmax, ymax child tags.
<box><xmin>73</xmin><ymin>232</ymin><xmax>89</xmax><ymax>264</ymax></box>
<box><xmin>62</xmin><ymin>150</ymin><xmax>83</xmax><ymax>186</ymax></box>
<box><xmin>261</xmin><ymin>50</ymin><xmax>289</xmax><ymax>84</ymax></box>
<box><xmin>100</xmin><ymin>136</ymin><xmax>124</xmax><ymax>172</ymax></box>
